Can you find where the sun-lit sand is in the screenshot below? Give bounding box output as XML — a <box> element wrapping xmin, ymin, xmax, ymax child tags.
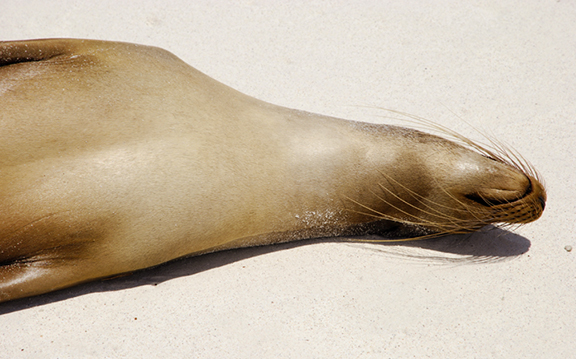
<box><xmin>1</xmin><ymin>1</ymin><xmax>574</xmax><ymax>358</ymax></box>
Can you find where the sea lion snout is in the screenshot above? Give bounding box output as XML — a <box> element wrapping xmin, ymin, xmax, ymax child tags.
<box><xmin>466</xmin><ymin>162</ymin><xmax>531</xmax><ymax>205</ymax></box>
<box><xmin>457</xmin><ymin>157</ymin><xmax>547</xmax><ymax>224</ymax></box>
<box><xmin>389</xmin><ymin>144</ymin><xmax>548</xmax><ymax>234</ymax></box>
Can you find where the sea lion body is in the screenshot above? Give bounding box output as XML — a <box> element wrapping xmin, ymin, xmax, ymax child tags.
<box><xmin>0</xmin><ymin>39</ymin><xmax>545</xmax><ymax>302</ymax></box>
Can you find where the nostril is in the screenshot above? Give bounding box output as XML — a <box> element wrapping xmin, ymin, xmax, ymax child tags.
<box><xmin>538</xmin><ymin>195</ymin><xmax>546</xmax><ymax>210</ymax></box>
<box><xmin>465</xmin><ymin>193</ymin><xmax>515</xmax><ymax>207</ymax></box>
<box><xmin>465</xmin><ymin>193</ymin><xmax>493</xmax><ymax>207</ymax></box>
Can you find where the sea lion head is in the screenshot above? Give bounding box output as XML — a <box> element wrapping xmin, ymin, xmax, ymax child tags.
<box><xmin>362</xmin><ymin>126</ymin><xmax>547</xmax><ymax>238</ymax></box>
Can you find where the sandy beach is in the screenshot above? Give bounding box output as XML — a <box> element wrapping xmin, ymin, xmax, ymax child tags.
<box><xmin>1</xmin><ymin>1</ymin><xmax>574</xmax><ymax>358</ymax></box>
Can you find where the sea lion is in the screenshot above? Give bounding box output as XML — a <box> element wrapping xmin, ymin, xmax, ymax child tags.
<box><xmin>0</xmin><ymin>39</ymin><xmax>545</xmax><ymax>303</ymax></box>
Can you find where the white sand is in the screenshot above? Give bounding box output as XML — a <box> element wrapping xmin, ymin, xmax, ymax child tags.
<box><xmin>1</xmin><ymin>1</ymin><xmax>574</xmax><ymax>358</ymax></box>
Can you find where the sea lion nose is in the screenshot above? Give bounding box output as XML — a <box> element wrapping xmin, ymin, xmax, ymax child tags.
<box><xmin>538</xmin><ymin>195</ymin><xmax>546</xmax><ymax>210</ymax></box>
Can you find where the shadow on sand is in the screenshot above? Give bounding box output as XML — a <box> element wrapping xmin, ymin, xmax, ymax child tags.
<box><xmin>0</xmin><ymin>225</ymin><xmax>530</xmax><ymax>314</ymax></box>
